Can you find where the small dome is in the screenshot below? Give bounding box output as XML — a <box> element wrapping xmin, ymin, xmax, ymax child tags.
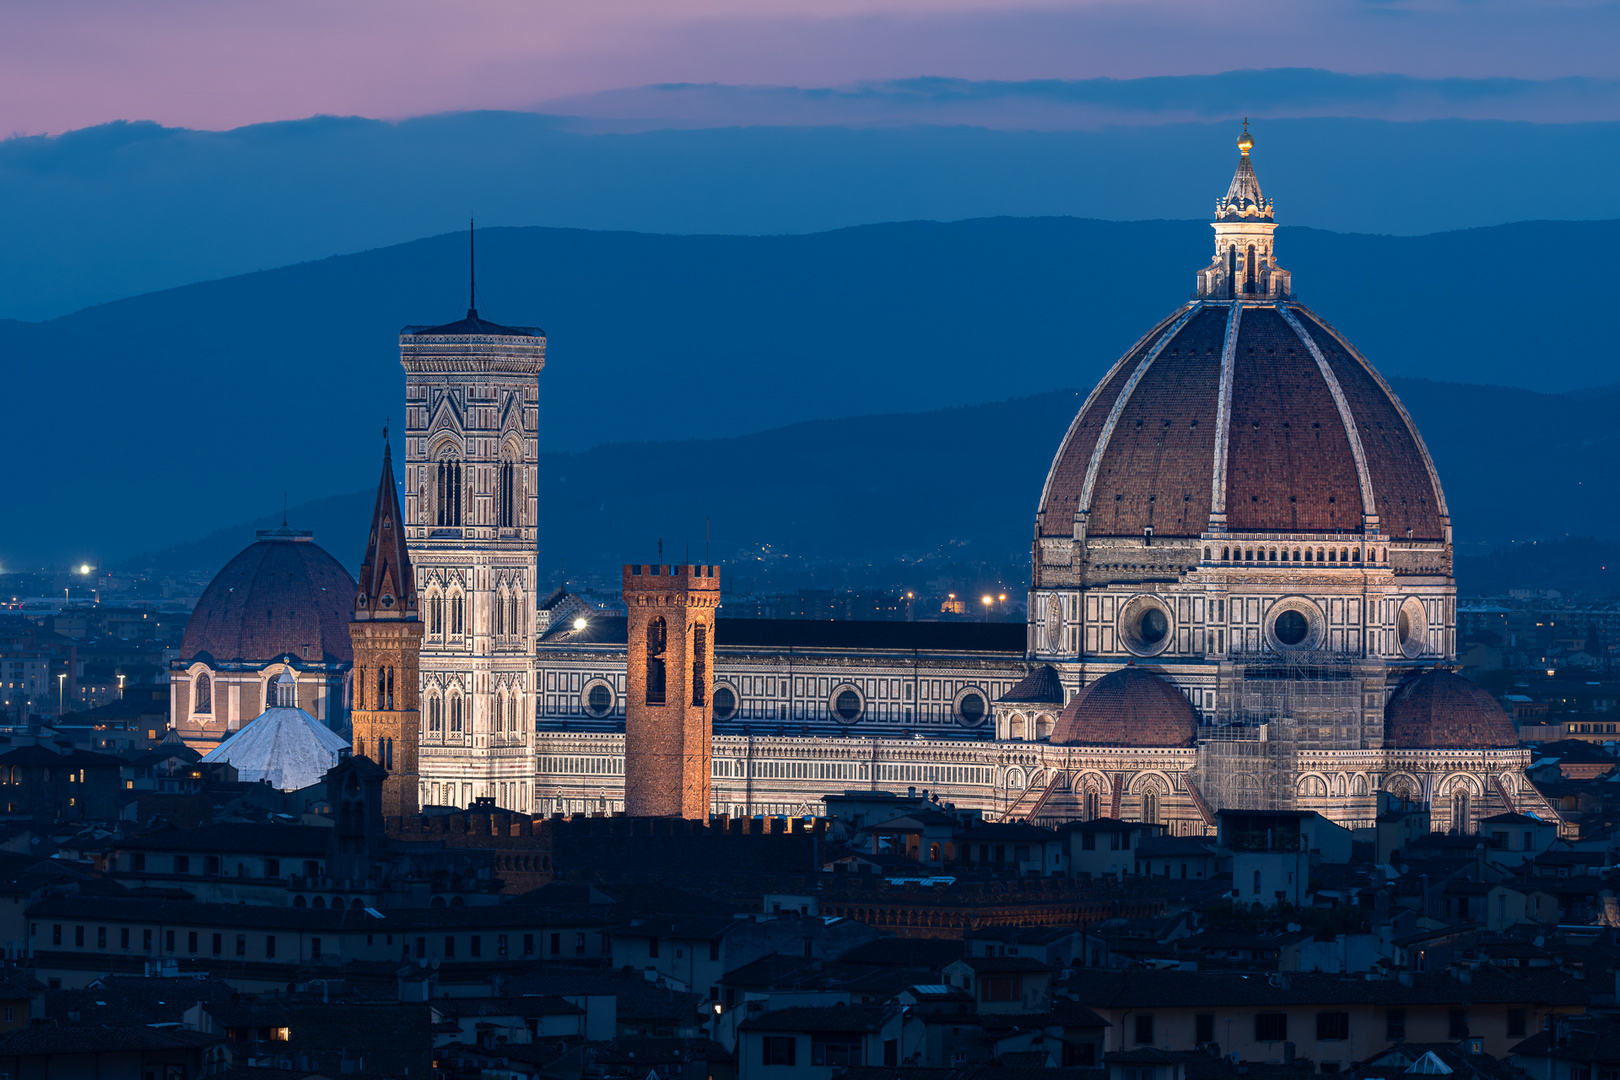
<box><xmin>201</xmin><ymin>705</ymin><xmax>350</xmax><ymax>791</ymax></box>
<box><xmin>180</xmin><ymin>526</ymin><xmax>357</xmax><ymax>665</ymax></box>
<box><xmin>1385</xmin><ymin>670</ymin><xmax>1518</xmax><ymax>749</ymax></box>
<box><xmin>1050</xmin><ymin>667</ymin><xmax>1198</xmax><ymax>747</ymax></box>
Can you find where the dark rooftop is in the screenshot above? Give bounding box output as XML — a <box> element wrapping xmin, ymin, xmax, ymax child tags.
<box><xmin>401</xmin><ymin>310</ymin><xmax>542</xmax><ymax>337</ymax></box>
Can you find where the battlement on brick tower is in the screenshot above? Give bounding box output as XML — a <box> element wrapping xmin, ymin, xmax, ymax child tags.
<box><xmin>622</xmin><ymin>564</ymin><xmax>721</xmax><ymax>818</ymax></box>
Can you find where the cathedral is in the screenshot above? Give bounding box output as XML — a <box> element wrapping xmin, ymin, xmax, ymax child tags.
<box><xmin>171</xmin><ymin>129</ymin><xmax>1554</xmax><ymax>837</ymax></box>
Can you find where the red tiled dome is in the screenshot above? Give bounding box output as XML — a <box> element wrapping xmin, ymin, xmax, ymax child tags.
<box><xmin>1384</xmin><ymin>669</ymin><xmax>1518</xmax><ymax>749</ymax></box>
<box><xmin>1036</xmin><ymin>303</ymin><xmax>1446</xmax><ymax>541</ymax></box>
<box><xmin>1050</xmin><ymin>667</ymin><xmax>1198</xmax><ymax>747</ymax></box>
<box><xmin>179</xmin><ymin>527</ymin><xmax>357</xmax><ymax>665</ymax></box>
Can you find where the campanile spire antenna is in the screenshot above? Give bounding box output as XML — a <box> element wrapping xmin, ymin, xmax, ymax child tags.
<box><xmin>468</xmin><ymin>218</ymin><xmax>477</xmax><ymax>318</ymax></box>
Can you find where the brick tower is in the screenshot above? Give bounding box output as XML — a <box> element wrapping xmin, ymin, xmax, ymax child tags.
<box><xmin>350</xmin><ymin>439</ymin><xmax>424</xmax><ymax>817</ymax></box>
<box><xmin>622</xmin><ymin>564</ymin><xmax>720</xmax><ymax>818</ymax></box>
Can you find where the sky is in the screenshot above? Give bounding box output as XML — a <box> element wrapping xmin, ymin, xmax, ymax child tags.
<box><xmin>4</xmin><ymin>0</ymin><xmax>1619</xmax><ymax>135</ymax></box>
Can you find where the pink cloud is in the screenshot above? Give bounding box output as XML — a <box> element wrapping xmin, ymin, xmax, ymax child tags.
<box><xmin>0</xmin><ymin>0</ymin><xmax>1614</xmax><ymax>135</ymax></box>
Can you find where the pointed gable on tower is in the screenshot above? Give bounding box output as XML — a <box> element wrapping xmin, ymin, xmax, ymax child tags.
<box><xmin>356</xmin><ymin>441</ymin><xmax>417</xmax><ymax>621</ymax></box>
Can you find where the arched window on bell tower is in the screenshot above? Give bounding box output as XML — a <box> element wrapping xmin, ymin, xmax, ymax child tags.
<box><xmin>436</xmin><ymin>455</ymin><xmax>463</xmax><ymax>527</ymax></box>
<box><xmin>498</xmin><ymin>456</ymin><xmax>518</xmax><ymax>528</ymax></box>
<box><xmin>1246</xmin><ymin>244</ymin><xmax>1257</xmax><ymax>293</ymax></box>
<box><xmin>646</xmin><ymin>617</ymin><xmax>667</xmax><ymax>705</ymax></box>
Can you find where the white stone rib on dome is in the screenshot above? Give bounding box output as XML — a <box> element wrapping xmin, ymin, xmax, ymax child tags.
<box><xmin>201</xmin><ymin>707</ymin><xmax>351</xmax><ymax>791</ymax></box>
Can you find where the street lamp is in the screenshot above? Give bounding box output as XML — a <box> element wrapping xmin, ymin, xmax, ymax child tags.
<box><xmin>117</xmin><ymin>674</ymin><xmax>126</xmax><ymax>699</ymax></box>
<box><xmin>982</xmin><ymin>595</ymin><xmax>994</xmax><ymax>622</ymax></box>
<box><xmin>57</xmin><ymin>673</ymin><xmax>66</xmax><ymax>715</ymax></box>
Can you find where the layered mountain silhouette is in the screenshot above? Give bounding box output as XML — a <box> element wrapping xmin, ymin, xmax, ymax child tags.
<box><xmin>4</xmin><ymin>217</ymin><xmax>1616</xmax><ymax>567</ymax></box>
<box><xmin>125</xmin><ymin>377</ymin><xmax>1620</xmax><ymax>598</ymax></box>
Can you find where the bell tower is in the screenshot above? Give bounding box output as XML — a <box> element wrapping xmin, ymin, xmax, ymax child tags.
<box><xmin>349</xmin><ymin>439</ymin><xmax>424</xmax><ymax>817</ymax></box>
<box><xmin>401</xmin><ymin>296</ymin><xmax>544</xmax><ymax>812</ymax></box>
<box><xmin>622</xmin><ymin>563</ymin><xmax>720</xmax><ymax>818</ymax></box>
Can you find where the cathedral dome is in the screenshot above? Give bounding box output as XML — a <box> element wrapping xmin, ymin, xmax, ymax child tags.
<box><xmin>1037</xmin><ymin>302</ymin><xmax>1446</xmax><ymax>541</ymax></box>
<box><xmin>1384</xmin><ymin>669</ymin><xmax>1519</xmax><ymax>750</ymax></box>
<box><xmin>1036</xmin><ymin>131</ymin><xmax>1447</xmax><ymax>546</ymax></box>
<box><xmin>179</xmin><ymin>526</ymin><xmax>357</xmax><ymax>665</ymax></box>
<box><xmin>1050</xmin><ymin>667</ymin><xmax>1198</xmax><ymax>747</ymax></box>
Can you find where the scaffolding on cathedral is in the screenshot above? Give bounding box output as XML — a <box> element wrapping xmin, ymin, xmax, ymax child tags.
<box><xmin>1193</xmin><ymin>650</ymin><xmax>1366</xmax><ymax>814</ymax></box>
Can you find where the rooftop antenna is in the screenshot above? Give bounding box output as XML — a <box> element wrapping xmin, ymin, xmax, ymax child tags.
<box><xmin>468</xmin><ymin>217</ymin><xmax>477</xmax><ymax>318</ymax></box>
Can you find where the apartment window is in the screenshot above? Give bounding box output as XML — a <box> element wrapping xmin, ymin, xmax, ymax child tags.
<box><xmin>188</xmin><ymin>931</ymin><xmax>197</xmax><ymax>954</ymax></box>
<box><xmin>523</xmin><ymin>934</ymin><xmax>535</xmax><ymax>956</ymax></box>
<box><xmin>1507</xmin><ymin>1009</ymin><xmax>1527</xmax><ymax>1038</ymax></box>
<box><xmin>97</xmin><ymin>927</ymin><xmax>106</xmax><ymax>949</ymax></box>
<box><xmin>143</xmin><ymin>929</ymin><xmax>152</xmax><ymax>951</ymax></box>
<box><xmin>1134</xmin><ymin>1015</ymin><xmax>1155</xmax><ymax>1044</ymax></box>
<box><xmin>132</xmin><ymin>853</ymin><xmax>145</xmax><ymax>872</ymax></box>
<box><xmin>236</xmin><ymin>934</ymin><xmax>246</xmax><ymax>957</ymax></box>
<box><xmin>649</xmin><ymin>937</ymin><xmax>659</xmax><ymax>959</ymax></box>
<box><xmin>73</xmin><ymin>926</ymin><xmax>83</xmax><ymax>947</ymax></box>
<box><xmin>174</xmin><ymin>855</ymin><xmax>189</xmax><ymax>874</ymax></box>
<box><xmin>576</xmin><ymin>933</ymin><xmax>587</xmax><ymax>956</ymax></box>
<box><xmin>311</xmin><ymin>938</ymin><xmax>322</xmax><ymax>960</ymax></box>
<box><xmin>1386</xmin><ymin>1008</ymin><xmax>1406</xmax><ymax>1040</ymax></box>
<box><xmin>212</xmin><ymin>933</ymin><xmax>222</xmax><ymax>956</ymax></box>
<box><xmin>470</xmin><ymin>935</ymin><xmax>482</xmax><ymax>958</ymax></box>
<box><xmin>265</xmin><ymin>858</ymin><xmax>280</xmax><ymax>878</ymax></box>
<box><xmin>444</xmin><ymin>936</ymin><xmax>456</xmax><ymax>958</ymax></box>
<box><xmin>550</xmin><ymin>932</ymin><xmax>561</xmax><ymax>956</ymax></box>
<box><xmin>762</xmin><ymin>1036</ymin><xmax>796</xmax><ymax>1066</ymax></box>
<box><xmin>982</xmin><ymin>976</ymin><xmax>1018</xmax><ymax>1002</ymax></box>
<box><xmin>165</xmin><ymin>930</ymin><xmax>175</xmax><ymax>952</ymax></box>
<box><xmin>497</xmin><ymin>935</ymin><xmax>509</xmax><ymax>957</ymax></box>
<box><xmin>206</xmin><ymin>856</ymin><xmax>220</xmax><ymax>875</ymax></box>
<box><xmin>1255</xmin><ymin>1013</ymin><xmax>1288</xmax><ymax>1042</ymax></box>
<box><xmin>1082</xmin><ymin>831</ymin><xmax>1096</xmax><ymax>851</ymax></box>
<box><xmin>51</xmin><ymin>925</ymin><xmax>61</xmax><ymax>946</ymax></box>
<box><xmin>811</xmin><ymin>1037</ymin><xmax>862</xmax><ymax>1067</ymax></box>
<box><xmin>1449</xmin><ymin>1009</ymin><xmax>1469</xmax><ymax>1038</ymax></box>
<box><xmin>1196</xmin><ymin>1014</ymin><xmax>1215</xmax><ymax>1045</ymax></box>
<box><xmin>416</xmin><ymin>937</ymin><xmax>426</xmax><ymax>958</ymax></box>
<box><xmin>120</xmin><ymin>928</ymin><xmax>130</xmax><ymax>949</ymax></box>
<box><xmin>265</xmin><ymin>935</ymin><xmax>276</xmax><ymax>959</ymax></box>
<box><xmin>710</xmin><ymin>940</ymin><xmax>721</xmax><ymax>962</ymax></box>
<box><xmin>1317</xmin><ymin>1012</ymin><xmax>1350</xmax><ymax>1041</ymax></box>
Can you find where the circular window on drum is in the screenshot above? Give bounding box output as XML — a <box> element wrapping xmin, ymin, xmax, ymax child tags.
<box><xmin>954</xmin><ymin>687</ymin><xmax>988</xmax><ymax>727</ymax></box>
<box><xmin>829</xmin><ymin>684</ymin><xmax>865</xmax><ymax>724</ymax></box>
<box><xmin>1266</xmin><ymin>598</ymin><xmax>1324</xmax><ymax>651</ymax></box>
<box><xmin>712</xmin><ymin>684</ymin><xmax>738</xmax><ymax>722</ymax></box>
<box><xmin>1118</xmin><ymin>595</ymin><xmax>1174</xmax><ymax>656</ymax></box>
<box><xmin>581</xmin><ymin>679</ymin><xmax>615</xmax><ymax>719</ymax></box>
<box><xmin>1397</xmin><ymin>597</ymin><xmax>1428</xmax><ymax>659</ymax></box>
